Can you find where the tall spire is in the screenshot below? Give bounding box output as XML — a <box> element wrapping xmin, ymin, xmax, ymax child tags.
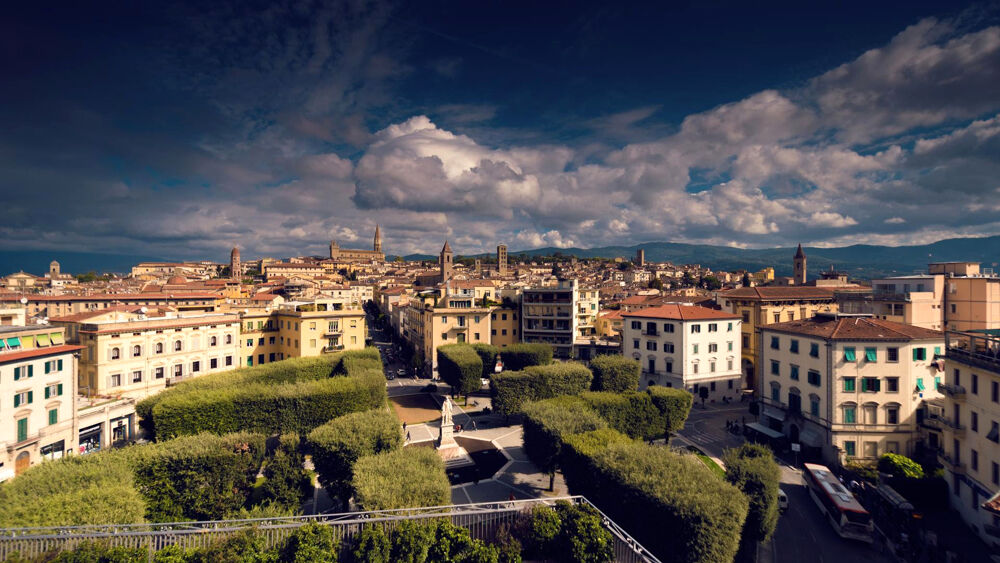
<box><xmin>373</xmin><ymin>224</ymin><xmax>382</xmax><ymax>253</ymax></box>
<box><xmin>794</xmin><ymin>243</ymin><xmax>805</xmax><ymax>258</ymax></box>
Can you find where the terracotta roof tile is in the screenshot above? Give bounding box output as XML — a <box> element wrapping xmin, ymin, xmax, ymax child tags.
<box><xmin>763</xmin><ymin>315</ymin><xmax>943</xmax><ymax>341</ymax></box>
<box><xmin>722</xmin><ymin>287</ymin><xmax>836</xmax><ymax>300</ymax></box>
<box><xmin>0</xmin><ymin>345</ymin><xmax>84</xmax><ymax>364</ymax></box>
<box><xmin>624</xmin><ymin>304</ymin><xmax>740</xmax><ymax>321</ymax></box>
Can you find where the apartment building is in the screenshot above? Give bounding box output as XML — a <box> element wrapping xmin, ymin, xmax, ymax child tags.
<box><xmin>51</xmin><ymin>309</ymin><xmax>240</xmax><ymax>399</ymax></box>
<box><xmin>932</xmin><ymin>262</ymin><xmax>1000</xmax><ymax>332</ymax></box>
<box><xmin>522</xmin><ymin>279</ymin><xmax>579</xmax><ymax>359</ymax></box>
<box><xmin>937</xmin><ymin>329</ymin><xmax>1000</xmax><ymax>548</ymax></box>
<box><xmin>490</xmin><ymin>307</ymin><xmax>519</xmax><ymax>349</ymax></box>
<box><xmin>622</xmin><ymin>305</ymin><xmax>742</xmax><ymax>402</ymax></box>
<box><xmin>719</xmin><ymin>286</ymin><xmax>838</xmax><ymax>391</ymax></box>
<box><xmin>758</xmin><ymin>313</ymin><xmax>944</xmax><ymax>465</ymax></box>
<box><xmin>0</xmin><ymin>322</ymin><xmax>80</xmax><ymax>480</ymax></box>
<box><xmin>576</xmin><ymin>286</ymin><xmax>600</xmax><ymax>338</ymax></box>
<box><xmin>405</xmin><ymin>291</ymin><xmax>492</xmax><ymax>378</ymax></box>
<box><xmin>240</xmin><ymin>299</ymin><xmax>367</xmax><ymax>367</ymax></box>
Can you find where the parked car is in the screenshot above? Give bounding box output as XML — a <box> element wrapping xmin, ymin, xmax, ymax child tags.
<box><xmin>778</xmin><ymin>488</ymin><xmax>788</xmax><ymax>513</ymax></box>
<box><xmin>397</xmin><ymin>368</ymin><xmax>406</xmax><ymax>377</ymax></box>
<box><xmin>385</xmin><ymin>371</ymin><xmax>396</xmax><ymax>381</ymax></box>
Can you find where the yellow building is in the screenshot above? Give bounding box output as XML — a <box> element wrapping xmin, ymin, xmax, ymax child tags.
<box><xmin>490</xmin><ymin>307</ymin><xmax>519</xmax><ymax>349</ymax></box>
<box><xmin>752</xmin><ymin>267</ymin><xmax>775</xmax><ymax>284</ymax></box>
<box><xmin>240</xmin><ymin>299</ymin><xmax>366</xmax><ymax>367</ymax></box>
<box><xmin>937</xmin><ymin>329</ymin><xmax>1000</xmax><ymax>549</ymax></box>
<box><xmin>401</xmin><ymin>290</ymin><xmax>493</xmax><ymax>377</ymax></box>
<box><xmin>720</xmin><ymin>286</ymin><xmax>837</xmax><ymax>391</ymax></box>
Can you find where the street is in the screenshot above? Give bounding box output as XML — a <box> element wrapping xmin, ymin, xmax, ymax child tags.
<box><xmin>677</xmin><ymin>402</ymin><xmax>891</xmax><ymax>563</ymax></box>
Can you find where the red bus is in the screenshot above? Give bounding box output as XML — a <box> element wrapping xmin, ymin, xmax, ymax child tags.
<box><xmin>803</xmin><ymin>463</ymin><xmax>874</xmax><ymax>543</ymax></box>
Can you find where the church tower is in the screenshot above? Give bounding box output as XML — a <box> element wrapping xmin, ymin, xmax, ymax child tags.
<box><xmin>329</xmin><ymin>240</ymin><xmax>339</xmax><ymax>260</ymax></box>
<box><xmin>373</xmin><ymin>225</ymin><xmax>382</xmax><ymax>254</ymax></box>
<box><xmin>230</xmin><ymin>247</ymin><xmax>241</xmax><ymax>280</ymax></box>
<box><xmin>794</xmin><ymin>244</ymin><xmax>807</xmax><ymax>285</ymax></box>
<box><xmin>440</xmin><ymin>240</ymin><xmax>453</xmax><ymax>282</ymax></box>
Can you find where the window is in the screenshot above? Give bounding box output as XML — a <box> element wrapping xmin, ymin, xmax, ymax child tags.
<box><xmin>810</xmin><ymin>397</ymin><xmax>820</xmax><ymax>417</ymax></box>
<box><xmin>174</xmin><ymin>340</ymin><xmax>182</xmax><ymax>351</ymax></box>
<box><xmin>887</xmin><ymin>347</ymin><xmax>899</xmax><ymax>362</ymax></box>
<box><xmin>692</xmin><ymin>344</ymin><xmax>699</xmax><ymax>354</ymax></box>
<box><xmin>773</xmin><ymin>313</ymin><xmax>780</xmax><ymax>323</ymax></box>
<box><xmin>864</xmin><ymin>347</ymin><xmax>877</xmax><ymax>362</ymax></box>
<box><xmin>17</xmin><ymin>418</ymin><xmax>27</xmax><ymax>442</ymax></box>
<box><xmin>770</xmin><ymin>360</ymin><xmax>780</xmax><ymax>375</ymax></box>
<box><xmin>631</xmin><ymin>321</ymin><xmax>640</xmax><ymax>330</ymax></box>
<box><xmin>13</xmin><ymin>365</ymin><xmax>33</xmax><ymax>380</ymax></box>
<box><xmin>111</xmin><ymin>347</ymin><xmax>121</xmax><ymax>360</ymax></box>
<box><xmin>844</xmin><ymin>377</ymin><xmax>856</xmax><ymax>392</ymax></box>
<box><xmin>48</xmin><ymin>408</ymin><xmax>58</xmax><ymax>426</ymax></box>
<box><xmin>110</xmin><ymin>374</ymin><xmax>121</xmax><ymax>387</ymax></box>
<box><xmin>727</xmin><ymin>341</ymin><xmax>733</xmax><ymax>352</ymax></box>
<box><xmin>225</xmin><ymin>334</ymin><xmax>233</xmax><ymax>344</ymax></box>
<box><xmin>246</xmin><ymin>339</ymin><xmax>253</xmax><ymax>347</ymax></box>
<box><xmin>742</xmin><ymin>335</ymin><xmax>750</xmax><ymax>348</ymax></box>
<box><xmin>664</xmin><ymin>343</ymin><xmax>675</xmax><ymax>353</ymax></box>
<box><xmin>155</xmin><ymin>367</ymin><xmax>164</xmax><ymax>379</ymax></box>
<box><xmin>807</xmin><ymin>370</ymin><xmax>821</xmax><ymax>386</ymax></box>
<box><xmin>972</xmin><ymin>449</ymin><xmax>979</xmax><ymax>471</ymax></box>
<box><xmin>247</xmin><ymin>357</ymin><xmax>253</xmax><ymax>367</ymax></box>
<box><xmin>770</xmin><ymin>336</ymin><xmax>779</xmax><ymax>349</ymax></box>
<box><xmin>727</xmin><ymin>322</ymin><xmax>733</xmax><ymax>332</ymax></box>
<box><xmin>988</xmin><ymin>422</ymin><xmax>999</xmax><ymax>444</ymax></box>
<box><xmin>441</xmin><ymin>333</ymin><xmax>447</xmax><ymax>341</ymax></box>
<box><xmin>664</xmin><ymin>323</ymin><xmax>675</xmax><ymax>333</ymax></box>
<box><xmin>810</xmin><ymin>343</ymin><xmax>819</xmax><ymax>358</ymax></box>
<box><xmin>693</xmin><ymin>363</ymin><xmax>699</xmax><ymax>374</ymax></box>
<box><xmin>269</xmin><ymin>336</ymin><xmax>276</xmax><ymax>345</ymax></box>
<box><xmin>44</xmin><ymin>359</ymin><xmax>62</xmax><ymax>373</ymax></box>
<box><xmin>474</xmin><ymin>333</ymin><xmax>480</xmax><ymax>341</ymax></box>
<box><xmin>844</xmin><ymin>347</ymin><xmax>856</xmax><ymax>362</ymax></box>
<box><xmin>132</xmin><ymin>370</ymin><xmax>142</xmax><ymax>383</ymax></box>
<box><xmin>132</xmin><ymin>345</ymin><xmax>141</xmax><ymax>357</ymax></box>
<box><xmin>155</xmin><ymin>342</ymin><xmax>163</xmax><ymax>354</ymax></box>
<box><xmin>790</xmin><ymin>340</ymin><xmax>799</xmax><ymax>354</ymax></box>
<box><xmin>210</xmin><ymin>336</ymin><xmax>217</xmax><ymax>346</ymax></box>
<box><xmin>790</xmin><ymin>365</ymin><xmax>799</xmax><ymax>380</ymax></box>
<box><xmin>269</xmin><ymin>353</ymin><xmax>276</xmax><ymax>362</ymax></box>
<box><xmin>708</xmin><ymin>343</ymin><xmax>718</xmax><ymax>353</ymax></box>
<box><xmin>257</xmin><ymin>354</ymin><xmax>264</xmax><ymax>365</ymax></box>
<box><xmin>771</xmin><ymin>385</ymin><xmax>780</xmax><ymax>402</ymax></box>
<box><xmin>646</xmin><ymin>341</ymin><xmax>657</xmax><ymax>351</ymax></box>
<box><xmin>742</xmin><ymin>311</ymin><xmax>750</xmax><ymax>322</ymax></box>
<box><xmin>993</xmin><ymin>462</ymin><xmax>999</xmax><ymax>486</ymax></box>
<box><xmin>993</xmin><ymin>381</ymin><xmax>998</xmax><ymax>403</ymax></box>
<box><xmin>972</xmin><ymin>374</ymin><xmax>978</xmax><ymax>394</ymax></box>
<box><xmin>861</xmin><ymin>377</ymin><xmax>881</xmax><ymax>392</ymax></box>
<box><xmin>886</xmin><ymin>377</ymin><xmax>899</xmax><ymax>392</ymax></box>
<box><xmin>913</xmin><ymin>347</ymin><xmax>926</xmax><ymax>361</ymax></box>
<box><xmin>728</xmin><ymin>359</ymin><xmax>734</xmax><ymax>370</ymax></box>
<box><xmin>210</xmin><ymin>358</ymin><xmax>218</xmax><ymax>369</ymax></box>
<box><xmin>843</xmin><ymin>406</ymin><xmax>856</xmax><ymax>424</ymax></box>
<box><xmin>257</xmin><ymin>337</ymin><xmax>265</xmax><ymax>346</ymax></box>
<box><xmin>844</xmin><ymin>441</ymin><xmax>856</xmax><ymax>457</ymax></box>
<box><xmin>972</xmin><ymin>412</ymin><xmax>979</xmax><ymax>432</ymax></box>
<box><xmin>708</xmin><ymin>323</ymin><xmax>718</xmax><ymax>332</ymax></box>
<box><xmin>665</xmin><ymin>361</ymin><xmax>673</xmax><ymax>372</ymax></box>
<box><xmin>691</xmin><ymin>324</ymin><xmax>701</xmax><ymax>333</ymax></box>
<box><xmin>710</xmin><ymin>362</ymin><xmax>716</xmax><ymax>373</ymax></box>
<box><xmin>191</xmin><ymin>361</ymin><xmax>200</xmax><ymax>373</ymax></box>
<box><xmin>44</xmin><ymin>383</ymin><xmax>63</xmax><ymax>398</ymax></box>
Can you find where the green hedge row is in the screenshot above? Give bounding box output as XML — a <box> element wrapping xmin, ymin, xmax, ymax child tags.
<box><xmin>437</xmin><ymin>344</ymin><xmax>484</xmax><ymax>397</ymax></box>
<box><xmin>307</xmin><ymin>409</ymin><xmax>402</xmax><ymax>501</ymax></box>
<box><xmin>499</xmin><ymin>343</ymin><xmax>553</xmax><ymax>371</ymax></box>
<box><xmin>351</xmin><ymin>447</ymin><xmax>451</xmax><ymax>511</ymax></box>
<box><xmin>589</xmin><ymin>355</ymin><xmax>639</xmax><ymax>393</ymax></box>
<box><xmin>145</xmin><ymin>350</ymin><xmax>387</xmax><ymax>440</ymax></box>
<box><xmin>471</xmin><ymin>343</ymin><xmax>499</xmax><ymax>379</ymax></box>
<box><xmin>0</xmin><ymin>432</ymin><xmax>267</xmax><ymax>527</ymax></box>
<box><xmin>723</xmin><ymin>443</ymin><xmax>781</xmax><ymax>547</ymax></box>
<box><xmin>491</xmin><ymin>362</ymin><xmax>592</xmax><ymax>416</ymax></box>
<box><xmin>521</xmin><ymin>396</ymin><xmax>607</xmax><ymax>476</ymax></box>
<box><xmin>647</xmin><ymin>385</ymin><xmax>693</xmax><ymax>436</ymax></box>
<box><xmin>579</xmin><ymin>391</ymin><xmax>663</xmax><ymax>440</ymax></box>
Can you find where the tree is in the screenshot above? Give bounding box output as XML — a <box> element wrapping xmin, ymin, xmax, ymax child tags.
<box><xmin>723</xmin><ymin>444</ymin><xmax>781</xmax><ymax>560</ymax></box>
<box><xmin>522</xmin><ymin>396</ymin><xmax>607</xmax><ymax>490</ymax></box>
<box><xmin>648</xmin><ymin>277</ymin><xmax>664</xmax><ymax>291</ymax></box>
<box><xmin>877</xmin><ymin>453</ymin><xmax>924</xmax><ymax>479</ymax></box>
<box><xmin>437</xmin><ymin>344</ymin><xmax>484</xmax><ymax>399</ymax></box>
<box><xmin>741</xmin><ymin>272</ymin><xmax>752</xmax><ymax>287</ymax></box>
<box><xmin>589</xmin><ymin>356</ymin><xmax>639</xmax><ymax>393</ymax></box>
<box><xmin>702</xmin><ymin>275</ymin><xmax>722</xmax><ymax>290</ymax></box>
<box><xmin>647</xmin><ymin>386</ymin><xmax>693</xmax><ymax>441</ymax></box>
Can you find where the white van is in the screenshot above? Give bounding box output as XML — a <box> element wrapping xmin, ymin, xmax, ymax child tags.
<box><xmin>778</xmin><ymin>488</ymin><xmax>789</xmax><ymax>513</ymax></box>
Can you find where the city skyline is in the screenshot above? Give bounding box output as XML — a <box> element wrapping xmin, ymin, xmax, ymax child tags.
<box><xmin>2</xmin><ymin>1</ymin><xmax>998</xmax><ymax>258</ymax></box>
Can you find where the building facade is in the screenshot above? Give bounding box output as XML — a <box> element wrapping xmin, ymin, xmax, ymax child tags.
<box><xmin>759</xmin><ymin>313</ymin><xmax>944</xmax><ymax>465</ymax></box>
<box><xmin>240</xmin><ymin>299</ymin><xmax>367</xmax><ymax>368</ymax></box>
<box><xmin>328</xmin><ymin>226</ymin><xmax>385</xmax><ymax>263</ymax></box>
<box><xmin>522</xmin><ymin>279</ymin><xmax>579</xmax><ymax>359</ymax></box>
<box><xmin>622</xmin><ymin>305</ymin><xmax>742</xmax><ymax>402</ymax></box>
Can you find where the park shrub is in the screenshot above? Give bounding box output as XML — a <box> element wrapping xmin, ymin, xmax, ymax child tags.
<box><xmin>278</xmin><ymin>522</ymin><xmax>339</xmax><ymax>563</ymax></box>
<box><xmin>586</xmin><ymin>442</ymin><xmax>748</xmax><ymax>563</ymax></box>
<box><xmin>560</xmin><ymin>428</ymin><xmax>633</xmax><ymax>498</ymax></box>
<box><xmin>146</xmin><ymin>349</ymin><xmax>386</xmax><ymax>440</ymax></box>
<box><xmin>351</xmin><ymin>524</ymin><xmax>391</xmax><ymax>563</ymax></box>
<box><xmin>589</xmin><ymin>355</ymin><xmax>639</xmax><ymax>392</ymax></box>
<box><xmin>261</xmin><ymin>434</ymin><xmax>313</xmax><ymax>511</ymax></box>
<box><xmin>579</xmin><ymin>391</ymin><xmax>663</xmax><ymax>439</ymax></box>
<box><xmin>513</xmin><ymin>502</ymin><xmax>612</xmax><ymax>563</ymax></box>
<box><xmin>471</xmin><ymin>343</ymin><xmax>499</xmax><ymax>379</ymax></box>
<box><xmin>521</xmin><ymin>396</ymin><xmax>607</xmax><ymax>479</ymax></box>
<box><xmin>490</xmin><ymin>362</ymin><xmax>592</xmax><ymax>416</ymax></box>
<box><xmin>307</xmin><ymin>409</ymin><xmax>402</xmax><ymax>501</ymax></box>
<box><xmin>646</xmin><ymin>385</ymin><xmax>693</xmax><ymax>438</ymax></box>
<box><xmin>389</xmin><ymin>520</ymin><xmax>435</xmax><ymax>563</ymax></box>
<box><xmin>723</xmin><ymin>443</ymin><xmax>781</xmax><ymax>551</ymax></box>
<box><xmin>438</xmin><ymin>344</ymin><xmax>485</xmax><ymax>397</ymax></box>
<box><xmin>877</xmin><ymin>452</ymin><xmax>925</xmax><ymax>479</ymax></box>
<box><xmin>351</xmin><ymin>447</ymin><xmax>450</xmax><ymax>511</ymax></box>
<box><xmin>499</xmin><ymin>343</ymin><xmax>553</xmax><ymax>371</ymax></box>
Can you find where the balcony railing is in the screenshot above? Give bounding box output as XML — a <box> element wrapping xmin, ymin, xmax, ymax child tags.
<box><xmin>945</xmin><ymin>330</ymin><xmax>1000</xmax><ymax>373</ymax></box>
<box><xmin>923</xmin><ymin>416</ymin><xmax>965</xmax><ymax>437</ymax></box>
<box><xmin>322</xmin><ymin>345</ymin><xmax>345</xmax><ymax>353</ymax></box>
<box><xmin>938</xmin><ymin>383</ymin><xmax>966</xmax><ymax>401</ymax></box>
<box><xmin>937</xmin><ymin>450</ymin><xmax>966</xmax><ymax>474</ymax></box>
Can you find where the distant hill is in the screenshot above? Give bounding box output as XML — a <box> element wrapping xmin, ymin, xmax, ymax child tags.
<box><xmin>407</xmin><ymin>235</ymin><xmax>1000</xmax><ymax>279</ymax></box>
<box><xmin>0</xmin><ymin>251</ymin><xmax>165</xmax><ymax>276</ymax></box>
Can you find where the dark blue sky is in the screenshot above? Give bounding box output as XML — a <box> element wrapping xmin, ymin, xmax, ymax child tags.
<box><xmin>2</xmin><ymin>1</ymin><xmax>999</xmax><ymax>260</ymax></box>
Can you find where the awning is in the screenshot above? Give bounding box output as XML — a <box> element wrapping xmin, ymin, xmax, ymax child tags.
<box><xmin>844</xmin><ymin>347</ymin><xmax>856</xmax><ymax>362</ymax></box>
<box><xmin>762</xmin><ymin>406</ymin><xmax>786</xmax><ymax>422</ymax></box>
<box><xmin>916</xmin><ymin>378</ymin><xmax>926</xmax><ymax>391</ymax></box>
<box><xmin>50</xmin><ymin>333</ymin><xmax>64</xmax><ymax>345</ymax></box>
<box><xmin>746</xmin><ymin>422</ymin><xmax>784</xmax><ymax>440</ymax></box>
<box><xmin>865</xmin><ymin>348</ymin><xmax>877</xmax><ymax>362</ymax></box>
<box><xmin>6</xmin><ymin>337</ymin><xmax>21</xmax><ymax>348</ymax></box>
<box><xmin>0</xmin><ymin>340</ymin><xmax>5</xmax><ymax>350</ymax></box>
<box><xmin>799</xmin><ymin>428</ymin><xmax>823</xmax><ymax>447</ymax></box>
<box><xmin>21</xmin><ymin>335</ymin><xmax>34</xmax><ymax>347</ymax></box>
<box><xmin>35</xmin><ymin>333</ymin><xmax>50</xmax><ymax>347</ymax></box>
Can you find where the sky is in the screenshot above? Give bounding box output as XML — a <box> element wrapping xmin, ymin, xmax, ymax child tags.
<box><xmin>2</xmin><ymin>0</ymin><xmax>999</xmax><ymax>260</ymax></box>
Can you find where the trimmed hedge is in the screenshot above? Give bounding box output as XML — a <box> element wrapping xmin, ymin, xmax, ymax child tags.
<box><xmin>560</xmin><ymin>428</ymin><xmax>633</xmax><ymax>499</ymax></box>
<box><xmin>491</xmin><ymin>362</ymin><xmax>593</xmax><ymax>416</ymax></box>
<box><xmin>471</xmin><ymin>343</ymin><xmax>499</xmax><ymax>379</ymax></box>
<box><xmin>579</xmin><ymin>391</ymin><xmax>663</xmax><ymax>440</ymax></box>
<box><xmin>521</xmin><ymin>396</ymin><xmax>607</xmax><ymax>475</ymax></box>
<box><xmin>586</xmin><ymin>442</ymin><xmax>748</xmax><ymax>563</ymax></box>
<box><xmin>438</xmin><ymin>344</ymin><xmax>484</xmax><ymax>397</ymax></box>
<box><xmin>723</xmin><ymin>443</ymin><xmax>780</xmax><ymax>547</ymax></box>
<box><xmin>589</xmin><ymin>356</ymin><xmax>639</xmax><ymax>393</ymax></box>
<box><xmin>499</xmin><ymin>343</ymin><xmax>553</xmax><ymax>371</ymax></box>
<box><xmin>307</xmin><ymin>409</ymin><xmax>402</xmax><ymax>501</ymax></box>
<box><xmin>352</xmin><ymin>447</ymin><xmax>450</xmax><ymax>511</ymax></box>
<box><xmin>0</xmin><ymin>432</ymin><xmax>267</xmax><ymax>527</ymax></box>
<box><xmin>145</xmin><ymin>350</ymin><xmax>387</xmax><ymax>440</ymax></box>
<box><xmin>647</xmin><ymin>385</ymin><xmax>693</xmax><ymax>437</ymax></box>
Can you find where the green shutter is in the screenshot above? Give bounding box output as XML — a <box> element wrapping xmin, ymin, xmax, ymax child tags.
<box><xmin>13</xmin><ymin>367</ymin><xmax>19</xmax><ymax>381</ymax></box>
<box><xmin>58</xmin><ymin>383</ymin><xmax>63</xmax><ymax>396</ymax></box>
<box><xmin>17</xmin><ymin>419</ymin><xmax>27</xmax><ymax>442</ymax></box>
<box><xmin>27</xmin><ymin>391</ymin><xmax>33</xmax><ymax>404</ymax></box>
<box><xmin>844</xmin><ymin>347</ymin><xmax>856</xmax><ymax>362</ymax></box>
<box><xmin>865</xmin><ymin>348</ymin><xmax>877</xmax><ymax>362</ymax></box>
<box><xmin>913</xmin><ymin>348</ymin><xmax>924</xmax><ymax>361</ymax></box>
<box><xmin>934</xmin><ymin>346</ymin><xmax>941</xmax><ymax>356</ymax></box>
<box><xmin>45</xmin><ymin>386</ymin><xmax>50</xmax><ymax>399</ymax></box>
<box><xmin>14</xmin><ymin>395</ymin><xmax>20</xmax><ymax>408</ymax></box>
<box><xmin>27</xmin><ymin>365</ymin><xmax>33</xmax><ymax>378</ymax></box>
<box><xmin>916</xmin><ymin>378</ymin><xmax>925</xmax><ymax>391</ymax></box>
<box><xmin>45</xmin><ymin>362</ymin><xmax>50</xmax><ymax>374</ymax></box>
<box><xmin>874</xmin><ymin>379</ymin><xmax>881</xmax><ymax>392</ymax></box>
<box><xmin>935</xmin><ymin>376</ymin><xmax>941</xmax><ymax>389</ymax></box>
<box><xmin>844</xmin><ymin>378</ymin><xmax>855</xmax><ymax>392</ymax></box>
<box><xmin>58</xmin><ymin>359</ymin><xmax>63</xmax><ymax>371</ymax></box>
<box><xmin>48</xmin><ymin>409</ymin><xmax>57</xmax><ymax>425</ymax></box>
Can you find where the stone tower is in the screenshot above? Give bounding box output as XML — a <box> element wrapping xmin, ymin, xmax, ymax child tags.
<box><xmin>794</xmin><ymin>244</ymin><xmax>807</xmax><ymax>285</ymax></box>
<box><xmin>440</xmin><ymin>240</ymin><xmax>453</xmax><ymax>282</ymax></box>
<box><xmin>373</xmin><ymin>225</ymin><xmax>382</xmax><ymax>254</ymax></box>
<box><xmin>497</xmin><ymin>244</ymin><xmax>508</xmax><ymax>276</ymax></box>
<box><xmin>230</xmin><ymin>247</ymin><xmax>241</xmax><ymax>280</ymax></box>
<box><xmin>635</xmin><ymin>248</ymin><xmax>645</xmax><ymax>267</ymax></box>
<box><xmin>49</xmin><ymin>260</ymin><xmax>60</xmax><ymax>277</ymax></box>
<box><xmin>329</xmin><ymin>240</ymin><xmax>340</xmax><ymax>260</ymax></box>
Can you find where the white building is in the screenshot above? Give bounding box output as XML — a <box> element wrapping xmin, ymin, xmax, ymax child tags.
<box><xmin>622</xmin><ymin>304</ymin><xmax>742</xmax><ymax>402</ymax></box>
<box><xmin>759</xmin><ymin>313</ymin><xmax>944</xmax><ymax>465</ymax></box>
<box><xmin>522</xmin><ymin>279</ymin><xmax>579</xmax><ymax>359</ymax></box>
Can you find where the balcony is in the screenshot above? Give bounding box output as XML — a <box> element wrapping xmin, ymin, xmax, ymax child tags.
<box><xmin>938</xmin><ymin>383</ymin><xmax>966</xmax><ymax>401</ymax></box>
<box><xmin>923</xmin><ymin>416</ymin><xmax>966</xmax><ymax>437</ymax></box>
<box><xmin>643</xmin><ymin>330</ymin><xmax>659</xmax><ymax>337</ymax></box>
<box><xmin>324</xmin><ymin>328</ymin><xmax>343</xmax><ymax>336</ymax></box>
<box><xmin>322</xmin><ymin>345</ymin><xmax>345</xmax><ymax>353</ymax></box>
<box><xmin>945</xmin><ymin>330</ymin><xmax>1000</xmax><ymax>373</ymax></box>
<box><xmin>937</xmin><ymin>450</ymin><xmax>966</xmax><ymax>474</ymax></box>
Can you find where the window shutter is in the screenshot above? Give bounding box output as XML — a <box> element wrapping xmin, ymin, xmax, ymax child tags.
<box><xmin>13</xmin><ymin>367</ymin><xmax>19</xmax><ymax>381</ymax></box>
<box><xmin>45</xmin><ymin>386</ymin><xmax>50</xmax><ymax>399</ymax></box>
<box><xmin>45</xmin><ymin>362</ymin><xmax>51</xmax><ymax>374</ymax></box>
<box><xmin>14</xmin><ymin>395</ymin><xmax>20</xmax><ymax>407</ymax></box>
<box><xmin>874</xmin><ymin>379</ymin><xmax>881</xmax><ymax>392</ymax></box>
<box><xmin>913</xmin><ymin>348</ymin><xmax>920</xmax><ymax>361</ymax></box>
<box><xmin>58</xmin><ymin>359</ymin><xmax>63</xmax><ymax>371</ymax></box>
<box><xmin>28</xmin><ymin>365</ymin><xmax>33</xmax><ymax>378</ymax></box>
<box><xmin>58</xmin><ymin>383</ymin><xmax>63</xmax><ymax>395</ymax></box>
<box><xmin>27</xmin><ymin>391</ymin><xmax>33</xmax><ymax>404</ymax></box>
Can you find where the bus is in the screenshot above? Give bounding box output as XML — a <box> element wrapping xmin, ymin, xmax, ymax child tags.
<box><xmin>803</xmin><ymin>463</ymin><xmax>874</xmax><ymax>543</ymax></box>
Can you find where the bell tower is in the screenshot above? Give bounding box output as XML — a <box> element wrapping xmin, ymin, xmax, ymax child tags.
<box><xmin>374</xmin><ymin>225</ymin><xmax>382</xmax><ymax>254</ymax></box>
<box><xmin>794</xmin><ymin>244</ymin><xmax>807</xmax><ymax>285</ymax></box>
<box><xmin>440</xmin><ymin>241</ymin><xmax>453</xmax><ymax>282</ymax></box>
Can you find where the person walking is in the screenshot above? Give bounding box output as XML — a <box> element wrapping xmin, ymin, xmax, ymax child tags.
<box><xmin>406</xmin><ymin>431</ymin><xmax>411</xmax><ymax>442</ymax></box>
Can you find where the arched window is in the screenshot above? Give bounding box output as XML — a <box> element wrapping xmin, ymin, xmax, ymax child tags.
<box><xmin>769</xmin><ymin>381</ymin><xmax>781</xmax><ymax>402</ymax></box>
<box><xmin>210</xmin><ymin>336</ymin><xmax>218</xmax><ymax>347</ymax></box>
<box><xmin>863</xmin><ymin>402</ymin><xmax>879</xmax><ymax>425</ymax></box>
<box><xmin>788</xmin><ymin>386</ymin><xmax>802</xmax><ymax>412</ymax></box>
<box><xmin>225</xmin><ymin>334</ymin><xmax>233</xmax><ymax>345</ymax></box>
<box><xmin>110</xmin><ymin>347</ymin><xmax>120</xmax><ymax>360</ymax></box>
<box><xmin>808</xmin><ymin>393</ymin><xmax>821</xmax><ymax>417</ymax></box>
<box><xmin>132</xmin><ymin>345</ymin><xmax>141</xmax><ymax>357</ymax></box>
<box><xmin>883</xmin><ymin>402</ymin><xmax>901</xmax><ymax>425</ymax></box>
<box><xmin>155</xmin><ymin>342</ymin><xmax>163</xmax><ymax>354</ymax></box>
<box><xmin>174</xmin><ymin>340</ymin><xmax>182</xmax><ymax>352</ymax></box>
<box><xmin>840</xmin><ymin>402</ymin><xmax>858</xmax><ymax>424</ymax></box>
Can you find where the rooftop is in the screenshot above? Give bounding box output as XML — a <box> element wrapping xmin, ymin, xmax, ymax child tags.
<box><xmin>764</xmin><ymin>313</ymin><xmax>943</xmax><ymax>341</ymax></box>
<box><xmin>722</xmin><ymin>286</ymin><xmax>836</xmax><ymax>300</ymax></box>
<box><xmin>624</xmin><ymin>304</ymin><xmax>740</xmax><ymax>321</ymax></box>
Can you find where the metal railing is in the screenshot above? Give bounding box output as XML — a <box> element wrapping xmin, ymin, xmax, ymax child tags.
<box><xmin>0</xmin><ymin>496</ymin><xmax>660</xmax><ymax>563</ymax></box>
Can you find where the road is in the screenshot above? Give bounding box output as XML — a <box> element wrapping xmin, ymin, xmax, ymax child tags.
<box><xmin>677</xmin><ymin>402</ymin><xmax>891</xmax><ymax>563</ymax></box>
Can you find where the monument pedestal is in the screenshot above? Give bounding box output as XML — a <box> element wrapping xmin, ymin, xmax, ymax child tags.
<box><xmin>436</xmin><ymin>397</ymin><xmax>474</xmax><ymax>469</ymax></box>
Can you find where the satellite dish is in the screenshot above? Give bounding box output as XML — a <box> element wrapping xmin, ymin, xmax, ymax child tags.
<box><xmin>20</xmin><ymin>297</ymin><xmax>27</xmax><ymax>304</ymax></box>
<box><xmin>140</xmin><ymin>306</ymin><xmax>148</xmax><ymax>314</ymax></box>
